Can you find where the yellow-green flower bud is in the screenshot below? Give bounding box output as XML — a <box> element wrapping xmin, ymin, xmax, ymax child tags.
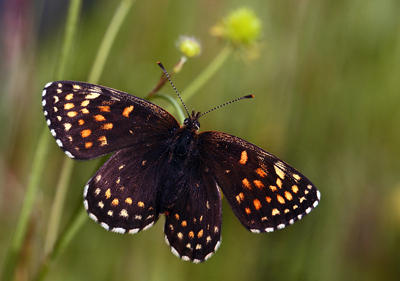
<box><xmin>211</xmin><ymin>7</ymin><xmax>262</xmax><ymax>47</ymax></box>
<box><xmin>177</xmin><ymin>36</ymin><xmax>202</xmax><ymax>57</ymax></box>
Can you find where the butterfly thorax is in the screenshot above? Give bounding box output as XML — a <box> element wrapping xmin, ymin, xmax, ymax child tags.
<box><xmin>158</xmin><ymin>112</ymin><xmax>202</xmax><ymax>210</ymax></box>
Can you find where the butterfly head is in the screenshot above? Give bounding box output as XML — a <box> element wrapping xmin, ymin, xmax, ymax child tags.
<box><xmin>183</xmin><ymin>110</ymin><xmax>201</xmax><ymax>131</ymax></box>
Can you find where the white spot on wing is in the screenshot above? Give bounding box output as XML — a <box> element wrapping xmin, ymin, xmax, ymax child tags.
<box><xmin>112</xmin><ymin>227</ymin><xmax>126</xmax><ymax>234</ymax></box>
<box><xmin>42</xmin><ymin>99</ymin><xmax>46</xmax><ymax>106</ymax></box>
<box><xmin>50</xmin><ymin>129</ymin><xmax>56</xmax><ymax>136</ymax></box>
<box><xmin>181</xmin><ymin>255</ymin><xmax>190</xmax><ymax>261</ymax></box>
<box><xmin>56</xmin><ymin>139</ymin><xmax>63</xmax><ymax>147</ymax></box>
<box><xmin>265</xmin><ymin>227</ymin><xmax>274</xmax><ymax>232</ymax></box>
<box><xmin>250</xmin><ymin>229</ymin><xmax>261</xmax><ymax>233</ymax></box>
<box><xmin>83</xmin><ymin>184</ymin><xmax>89</xmax><ymax>197</ymax></box>
<box><xmin>88</xmin><ymin>213</ymin><xmax>98</xmax><ymax>222</ymax></box>
<box><xmin>171</xmin><ymin>247</ymin><xmax>180</xmax><ymax>258</ymax></box>
<box><xmin>100</xmin><ymin>222</ymin><xmax>110</xmax><ymax>231</ymax></box>
<box><xmin>164</xmin><ymin>235</ymin><xmax>170</xmax><ymax>246</ymax></box>
<box><xmin>128</xmin><ymin>228</ymin><xmax>139</xmax><ymax>234</ymax></box>
<box><xmin>277</xmin><ymin>224</ymin><xmax>285</xmax><ymax>230</ymax></box>
<box><xmin>142</xmin><ymin>221</ymin><xmax>154</xmax><ymax>231</ymax></box>
<box><xmin>83</xmin><ymin>199</ymin><xmax>88</xmax><ymax>210</ymax></box>
<box><xmin>46</xmin><ymin>119</ymin><xmax>51</xmax><ymax>126</ymax></box>
<box><xmin>65</xmin><ymin>151</ymin><xmax>74</xmax><ymax>158</ymax></box>
<box><xmin>45</xmin><ymin>82</ymin><xmax>52</xmax><ymax>88</ymax></box>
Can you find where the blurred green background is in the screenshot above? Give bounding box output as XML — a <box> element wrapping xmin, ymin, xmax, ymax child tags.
<box><xmin>1</xmin><ymin>0</ymin><xmax>400</xmax><ymax>280</ymax></box>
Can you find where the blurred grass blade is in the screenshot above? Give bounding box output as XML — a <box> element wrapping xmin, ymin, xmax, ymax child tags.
<box><xmin>0</xmin><ymin>1</ymin><xmax>83</xmax><ymax>281</ymax></box>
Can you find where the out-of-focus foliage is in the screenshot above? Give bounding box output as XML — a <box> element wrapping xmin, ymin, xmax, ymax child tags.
<box><xmin>1</xmin><ymin>1</ymin><xmax>400</xmax><ymax>280</ymax></box>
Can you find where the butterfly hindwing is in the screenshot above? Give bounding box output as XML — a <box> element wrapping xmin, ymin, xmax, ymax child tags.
<box><xmin>164</xmin><ymin>160</ymin><xmax>222</xmax><ymax>263</ymax></box>
<box><xmin>199</xmin><ymin>131</ymin><xmax>320</xmax><ymax>233</ymax></box>
<box><xmin>42</xmin><ymin>81</ymin><xmax>179</xmax><ymax>160</ymax></box>
<box><xmin>84</xmin><ymin>142</ymin><xmax>173</xmax><ymax>234</ymax></box>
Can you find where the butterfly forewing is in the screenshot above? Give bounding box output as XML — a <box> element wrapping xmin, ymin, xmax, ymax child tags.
<box><xmin>42</xmin><ymin>81</ymin><xmax>179</xmax><ymax>160</ymax></box>
<box><xmin>199</xmin><ymin>131</ymin><xmax>320</xmax><ymax>233</ymax></box>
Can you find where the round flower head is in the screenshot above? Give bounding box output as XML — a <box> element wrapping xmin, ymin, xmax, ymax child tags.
<box><xmin>211</xmin><ymin>7</ymin><xmax>262</xmax><ymax>47</ymax></box>
<box><xmin>177</xmin><ymin>36</ymin><xmax>202</xmax><ymax>58</ymax></box>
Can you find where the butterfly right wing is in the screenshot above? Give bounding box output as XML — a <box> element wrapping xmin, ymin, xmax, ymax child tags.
<box><xmin>84</xmin><ymin>143</ymin><xmax>172</xmax><ymax>233</ymax></box>
<box><xmin>42</xmin><ymin>81</ymin><xmax>179</xmax><ymax>160</ymax></box>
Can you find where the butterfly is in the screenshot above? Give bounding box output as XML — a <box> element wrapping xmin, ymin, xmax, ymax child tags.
<box><xmin>42</xmin><ymin>65</ymin><xmax>320</xmax><ymax>263</ymax></box>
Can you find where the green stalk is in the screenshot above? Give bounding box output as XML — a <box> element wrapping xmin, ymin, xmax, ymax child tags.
<box><xmin>35</xmin><ymin>1</ymin><xmax>135</xmax><ymax>280</ymax></box>
<box><xmin>180</xmin><ymin>45</ymin><xmax>232</xmax><ymax>102</ymax></box>
<box><xmin>34</xmin><ymin>206</ymin><xmax>87</xmax><ymax>281</ymax></box>
<box><xmin>0</xmin><ymin>1</ymin><xmax>82</xmax><ymax>281</ymax></box>
<box><xmin>88</xmin><ymin>0</ymin><xmax>136</xmax><ymax>84</ymax></box>
<box><xmin>155</xmin><ymin>92</ymin><xmax>186</xmax><ymax>123</ymax></box>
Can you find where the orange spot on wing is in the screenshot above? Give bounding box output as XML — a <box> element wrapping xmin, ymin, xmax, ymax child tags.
<box><xmin>85</xmin><ymin>142</ymin><xmax>93</xmax><ymax>148</ymax></box>
<box><xmin>253</xmin><ymin>199</ymin><xmax>262</xmax><ymax>210</ymax></box>
<box><xmin>239</xmin><ymin>150</ymin><xmax>248</xmax><ymax>165</ymax></box>
<box><xmin>101</xmin><ymin>123</ymin><xmax>113</xmax><ymax>130</ymax></box>
<box><xmin>98</xmin><ymin>105</ymin><xmax>111</xmax><ymax>112</ymax></box>
<box><xmin>81</xmin><ymin>129</ymin><xmax>91</xmax><ymax>138</ymax></box>
<box><xmin>277</xmin><ymin>194</ymin><xmax>285</xmax><ymax>204</ymax></box>
<box><xmin>269</xmin><ymin>185</ymin><xmax>278</xmax><ymax>192</ymax></box>
<box><xmin>272</xmin><ymin>208</ymin><xmax>280</xmax><ymax>216</ymax></box>
<box><xmin>80</xmin><ymin>108</ymin><xmax>89</xmax><ymax>114</ymax></box>
<box><xmin>245</xmin><ymin>207</ymin><xmax>251</xmax><ymax>214</ymax></box>
<box><xmin>105</xmin><ymin>189</ymin><xmax>111</xmax><ymax>199</ymax></box>
<box><xmin>197</xmin><ymin>229</ymin><xmax>203</xmax><ymax>238</ymax></box>
<box><xmin>266</xmin><ymin>196</ymin><xmax>272</xmax><ymax>203</ymax></box>
<box><xmin>292</xmin><ymin>185</ymin><xmax>299</xmax><ymax>193</ymax></box>
<box><xmin>284</xmin><ymin>191</ymin><xmax>293</xmax><ymax>201</ymax></box>
<box><xmin>94</xmin><ymin>114</ymin><xmax>106</xmax><ymax>122</ymax></box>
<box><xmin>111</xmin><ymin>199</ymin><xmax>119</xmax><ymax>206</ymax></box>
<box><xmin>253</xmin><ymin>180</ymin><xmax>264</xmax><ymax>188</ymax></box>
<box><xmin>255</xmin><ymin>168</ymin><xmax>267</xmax><ymax>177</ymax></box>
<box><xmin>242</xmin><ymin>178</ymin><xmax>252</xmax><ymax>189</ymax></box>
<box><xmin>64</xmin><ymin>103</ymin><xmax>74</xmax><ymax>110</ymax></box>
<box><xmin>98</xmin><ymin>136</ymin><xmax>107</xmax><ymax>146</ymax></box>
<box><xmin>122</xmin><ymin>105</ymin><xmax>134</xmax><ymax>118</ymax></box>
<box><xmin>125</xmin><ymin>198</ymin><xmax>133</xmax><ymax>204</ymax></box>
<box><xmin>78</xmin><ymin>119</ymin><xmax>84</xmax><ymax>125</ymax></box>
<box><xmin>188</xmin><ymin>231</ymin><xmax>194</xmax><ymax>238</ymax></box>
<box><xmin>67</xmin><ymin>111</ymin><xmax>77</xmax><ymax>117</ymax></box>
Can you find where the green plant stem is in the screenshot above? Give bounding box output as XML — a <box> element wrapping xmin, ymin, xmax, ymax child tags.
<box><xmin>88</xmin><ymin>0</ymin><xmax>136</xmax><ymax>84</ymax></box>
<box><xmin>1</xmin><ymin>131</ymin><xmax>50</xmax><ymax>281</ymax></box>
<box><xmin>155</xmin><ymin>93</ymin><xmax>186</xmax><ymax>123</ymax></box>
<box><xmin>0</xmin><ymin>2</ymin><xmax>82</xmax><ymax>281</ymax></box>
<box><xmin>35</xmin><ymin>205</ymin><xmax>88</xmax><ymax>281</ymax></box>
<box><xmin>44</xmin><ymin>160</ymin><xmax>74</xmax><ymax>255</ymax></box>
<box><xmin>36</xmin><ymin>1</ymin><xmax>135</xmax><ymax>280</ymax></box>
<box><xmin>180</xmin><ymin>44</ymin><xmax>232</xmax><ymax>102</ymax></box>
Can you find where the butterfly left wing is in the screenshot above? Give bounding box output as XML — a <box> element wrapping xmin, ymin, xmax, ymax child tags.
<box><xmin>198</xmin><ymin>131</ymin><xmax>321</xmax><ymax>233</ymax></box>
<box><xmin>84</xmin><ymin>141</ymin><xmax>174</xmax><ymax>234</ymax></box>
<box><xmin>42</xmin><ymin>81</ymin><xmax>179</xmax><ymax>160</ymax></box>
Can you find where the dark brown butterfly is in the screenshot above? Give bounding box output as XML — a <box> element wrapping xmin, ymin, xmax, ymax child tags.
<box><xmin>42</xmin><ymin>68</ymin><xmax>320</xmax><ymax>263</ymax></box>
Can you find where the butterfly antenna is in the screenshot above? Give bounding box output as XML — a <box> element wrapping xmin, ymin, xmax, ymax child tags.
<box><xmin>198</xmin><ymin>94</ymin><xmax>254</xmax><ymax>118</ymax></box>
<box><xmin>157</xmin><ymin>62</ymin><xmax>190</xmax><ymax>118</ymax></box>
